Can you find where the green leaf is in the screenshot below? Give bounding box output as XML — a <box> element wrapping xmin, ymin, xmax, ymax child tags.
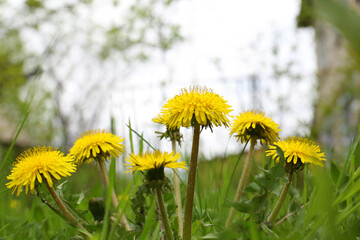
<box><xmin>335</xmin><ymin>175</ymin><xmax>360</xmax><ymax>205</ymax></box>
<box><xmin>336</xmin><ymin>124</ymin><xmax>360</xmax><ymax>189</ymax></box>
<box><xmin>150</xmin><ymin>223</ymin><xmax>161</xmax><ymax>240</ymax></box>
<box><xmin>315</xmin><ymin>0</ymin><xmax>360</xmax><ymax>60</ymax></box>
<box><xmin>138</xmin><ymin>197</ymin><xmax>157</xmax><ymax>240</ymax></box>
<box><xmin>226</xmin><ymin>200</ymin><xmax>251</xmax><ymax>214</ymax></box>
<box><xmin>330</xmin><ymin>161</ymin><xmax>340</xmax><ymax>184</ymax></box>
<box><xmin>222</xmin><ymin>140</ymin><xmax>249</xmax><ymax>212</ymax></box>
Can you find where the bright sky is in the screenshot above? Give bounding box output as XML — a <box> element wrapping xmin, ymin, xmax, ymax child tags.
<box><xmin>108</xmin><ymin>0</ymin><xmax>316</xmax><ymax>158</ymax></box>
<box><xmin>6</xmin><ymin>0</ymin><xmax>316</xmax><ymax>159</ymax></box>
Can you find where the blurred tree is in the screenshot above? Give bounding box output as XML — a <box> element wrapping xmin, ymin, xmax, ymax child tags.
<box><xmin>0</xmin><ymin>27</ymin><xmax>40</xmax><ymax>151</ymax></box>
<box><xmin>0</xmin><ymin>30</ymin><xmax>26</xmax><ymax>109</ymax></box>
<box><xmin>0</xmin><ymin>0</ymin><xmax>183</xmax><ymax>149</ymax></box>
<box><xmin>298</xmin><ymin>0</ymin><xmax>360</xmax><ymax>157</ymax></box>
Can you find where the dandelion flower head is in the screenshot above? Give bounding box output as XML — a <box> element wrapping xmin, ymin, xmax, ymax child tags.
<box><xmin>124</xmin><ymin>151</ymin><xmax>187</xmax><ymax>174</ymax></box>
<box><xmin>69</xmin><ymin>129</ymin><xmax>125</xmax><ymax>165</ymax></box>
<box><xmin>266</xmin><ymin>137</ymin><xmax>326</xmax><ymax>167</ymax></box>
<box><xmin>230</xmin><ymin>110</ymin><xmax>281</xmax><ymax>145</ymax></box>
<box><xmin>159</xmin><ymin>86</ymin><xmax>232</xmax><ymax>130</ymax></box>
<box><xmin>6</xmin><ymin>146</ymin><xmax>76</xmax><ymax>196</ymax></box>
<box><xmin>152</xmin><ymin>114</ymin><xmax>166</xmax><ymax>125</ymax></box>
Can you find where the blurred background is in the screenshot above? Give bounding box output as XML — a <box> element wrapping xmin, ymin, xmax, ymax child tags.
<box><xmin>0</xmin><ymin>0</ymin><xmax>359</xmax><ymax>162</ymax></box>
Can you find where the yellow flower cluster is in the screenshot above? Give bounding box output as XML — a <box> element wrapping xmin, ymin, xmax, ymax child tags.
<box><xmin>6</xmin><ymin>146</ymin><xmax>76</xmax><ymax>196</ymax></box>
<box><xmin>266</xmin><ymin>137</ymin><xmax>326</xmax><ymax>166</ymax></box>
<box><xmin>229</xmin><ymin>110</ymin><xmax>281</xmax><ymax>145</ymax></box>
<box><xmin>69</xmin><ymin>129</ymin><xmax>125</xmax><ymax>165</ymax></box>
<box><xmin>157</xmin><ymin>87</ymin><xmax>232</xmax><ymax>130</ymax></box>
<box><xmin>6</xmin><ymin>85</ymin><xmax>327</xmax><ymax>198</ymax></box>
<box><xmin>124</xmin><ymin>151</ymin><xmax>187</xmax><ymax>174</ymax></box>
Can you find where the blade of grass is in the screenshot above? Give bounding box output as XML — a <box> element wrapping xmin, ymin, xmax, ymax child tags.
<box><xmin>126</xmin><ymin>123</ymin><xmax>156</xmax><ymax>151</ymax></box>
<box><xmin>336</xmin><ymin>199</ymin><xmax>360</xmax><ymax>224</ymax></box>
<box><xmin>249</xmin><ymin>219</ymin><xmax>259</xmax><ymax>240</ymax></box>
<box><xmin>128</xmin><ymin>119</ymin><xmax>135</xmax><ymax>154</ymax></box>
<box><xmin>150</xmin><ymin>223</ymin><xmax>161</xmax><ymax>240</ymax></box>
<box><xmin>139</xmin><ymin>133</ymin><xmax>144</xmax><ymax>154</ymax></box>
<box><xmin>336</xmin><ymin>124</ymin><xmax>360</xmax><ymax>189</ymax></box>
<box><xmin>217</xmin><ymin>138</ymin><xmax>231</xmax><ymax>195</ymax></box>
<box><xmin>221</xmin><ymin>141</ymin><xmax>248</xmax><ymax>215</ymax></box>
<box><xmin>108</xmin><ymin>177</ymin><xmax>134</xmax><ymax>239</ymax></box>
<box><xmin>0</xmin><ymin>111</ymin><xmax>29</xmax><ymax>172</ymax></box>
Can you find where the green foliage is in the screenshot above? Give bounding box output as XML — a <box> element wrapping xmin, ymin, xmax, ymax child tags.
<box><xmin>25</xmin><ymin>0</ymin><xmax>43</xmax><ymax>9</ymax></box>
<box><xmin>0</xmin><ymin>30</ymin><xmax>26</xmax><ymax>102</ymax></box>
<box><xmin>2</xmin><ymin>122</ymin><xmax>360</xmax><ymax>239</ymax></box>
<box><xmin>0</xmin><ymin>29</ymin><xmax>29</xmax><ymax>124</ymax></box>
<box><xmin>3</xmin><ymin>1</ymin><xmax>360</xmax><ymax>238</ymax></box>
<box><xmin>297</xmin><ymin>0</ymin><xmax>314</xmax><ymax>28</ymax></box>
<box><xmin>315</xmin><ymin>0</ymin><xmax>360</xmax><ymax>63</ymax></box>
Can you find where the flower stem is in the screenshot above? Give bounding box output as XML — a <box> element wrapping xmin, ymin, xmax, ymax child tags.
<box><xmin>267</xmin><ymin>171</ymin><xmax>294</xmax><ymax>223</ymax></box>
<box><xmin>44</xmin><ymin>181</ymin><xmax>89</xmax><ymax>237</ymax></box>
<box><xmin>172</xmin><ymin>138</ymin><xmax>184</xmax><ymax>238</ymax></box>
<box><xmin>225</xmin><ymin>137</ymin><xmax>256</xmax><ymax>229</ymax></box>
<box><xmin>156</xmin><ymin>187</ymin><xmax>175</xmax><ymax>240</ymax></box>
<box><xmin>183</xmin><ymin>122</ymin><xmax>201</xmax><ymax>240</ymax></box>
<box><xmin>98</xmin><ymin>160</ymin><xmax>131</xmax><ymax>231</ymax></box>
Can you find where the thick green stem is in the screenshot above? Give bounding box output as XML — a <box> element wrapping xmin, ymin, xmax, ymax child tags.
<box><xmin>267</xmin><ymin>171</ymin><xmax>294</xmax><ymax>223</ymax></box>
<box><xmin>225</xmin><ymin>138</ymin><xmax>256</xmax><ymax>229</ymax></box>
<box><xmin>183</xmin><ymin>123</ymin><xmax>201</xmax><ymax>240</ymax></box>
<box><xmin>172</xmin><ymin>139</ymin><xmax>183</xmax><ymax>238</ymax></box>
<box><xmin>44</xmin><ymin>181</ymin><xmax>89</xmax><ymax>237</ymax></box>
<box><xmin>156</xmin><ymin>187</ymin><xmax>175</xmax><ymax>240</ymax></box>
<box><xmin>98</xmin><ymin>160</ymin><xmax>131</xmax><ymax>231</ymax></box>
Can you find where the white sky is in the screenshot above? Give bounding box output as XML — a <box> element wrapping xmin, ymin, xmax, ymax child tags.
<box><xmin>107</xmin><ymin>0</ymin><xmax>317</xmax><ymax>158</ymax></box>
<box><xmin>6</xmin><ymin>0</ymin><xmax>316</xmax><ymax>159</ymax></box>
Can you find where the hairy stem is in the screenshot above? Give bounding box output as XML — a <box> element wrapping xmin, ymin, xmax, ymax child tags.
<box><xmin>156</xmin><ymin>187</ymin><xmax>175</xmax><ymax>240</ymax></box>
<box><xmin>267</xmin><ymin>171</ymin><xmax>294</xmax><ymax>223</ymax></box>
<box><xmin>183</xmin><ymin>122</ymin><xmax>201</xmax><ymax>240</ymax></box>
<box><xmin>44</xmin><ymin>181</ymin><xmax>90</xmax><ymax>237</ymax></box>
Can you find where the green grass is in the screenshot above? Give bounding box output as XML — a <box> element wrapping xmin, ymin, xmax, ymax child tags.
<box><xmin>1</xmin><ymin>123</ymin><xmax>360</xmax><ymax>239</ymax></box>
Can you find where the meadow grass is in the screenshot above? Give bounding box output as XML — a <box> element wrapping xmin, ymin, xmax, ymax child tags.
<box><xmin>1</xmin><ymin>121</ymin><xmax>360</xmax><ymax>239</ymax></box>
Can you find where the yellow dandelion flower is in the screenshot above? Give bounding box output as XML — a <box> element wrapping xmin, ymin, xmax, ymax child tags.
<box><xmin>159</xmin><ymin>86</ymin><xmax>232</xmax><ymax>130</ymax></box>
<box><xmin>153</xmin><ymin>114</ymin><xmax>166</xmax><ymax>125</ymax></box>
<box><xmin>69</xmin><ymin>129</ymin><xmax>125</xmax><ymax>165</ymax></box>
<box><xmin>124</xmin><ymin>151</ymin><xmax>187</xmax><ymax>174</ymax></box>
<box><xmin>230</xmin><ymin>110</ymin><xmax>281</xmax><ymax>145</ymax></box>
<box><xmin>6</xmin><ymin>146</ymin><xmax>76</xmax><ymax>196</ymax></box>
<box><xmin>266</xmin><ymin>137</ymin><xmax>326</xmax><ymax>166</ymax></box>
